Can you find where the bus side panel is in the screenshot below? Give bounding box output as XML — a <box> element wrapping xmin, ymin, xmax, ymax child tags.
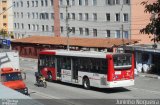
<box><xmin>106</xmin><ymin>55</ymin><xmax>114</xmax><ymax>82</ymax></box>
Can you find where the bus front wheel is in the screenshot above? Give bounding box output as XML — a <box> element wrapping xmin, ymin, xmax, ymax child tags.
<box><xmin>83</xmin><ymin>77</ymin><xmax>90</xmax><ymax>89</ymax></box>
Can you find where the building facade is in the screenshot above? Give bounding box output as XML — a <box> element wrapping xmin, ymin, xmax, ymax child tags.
<box><xmin>131</xmin><ymin>0</ymin><xmax>156</xmax><ymax>44</ymax></box>
<box><xmin>12</xmin><ymin>0</ymin><xmax>131</xmax><ymax>39</ymax></box>
<box><xmin>13</xmin><ymin>0</ymin><xmax>55</xmax><ymax>38</ymax></box>
<box><xmin>0</xmin><ymin>0</ymin><xmax>7</xmax><ymax>32</ymax></box>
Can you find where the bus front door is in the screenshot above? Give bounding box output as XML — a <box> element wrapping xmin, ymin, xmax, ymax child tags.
<box><xmin>72</xmin><ymin>58</ymin><xmax>78</xmax><ymax>82</ymax></box>
<box><xmin>56</xmin><ymin>57</ymin><xmax>62</xmax><ymax>79</ymax></box>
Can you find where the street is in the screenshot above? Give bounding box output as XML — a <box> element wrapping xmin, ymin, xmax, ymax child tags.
<box><xmin>20</xmin><ymin>58</ymin><xmax>160</xmax><ymax>105</ymax></box>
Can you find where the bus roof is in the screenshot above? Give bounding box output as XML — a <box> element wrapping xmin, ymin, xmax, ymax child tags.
<box><xmin>39</xmin><ymin>50</ymin><xmax>129</xmax><ymax>58</ymax></box>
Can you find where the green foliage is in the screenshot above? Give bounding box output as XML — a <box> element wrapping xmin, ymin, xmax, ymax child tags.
<box><xmin>140</xmin><ymin>0</ymin><xmax>160</xmax><ymax>42</ymax></box>
<box><xmin>0</xmin><ymin>29</ymin><xmax>7</xmax><ymax>38</ymax></box>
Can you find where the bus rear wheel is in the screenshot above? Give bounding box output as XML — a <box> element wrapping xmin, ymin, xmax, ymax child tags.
<box><xmin>47</xmin><ymin>72</ymin><xmax>53</xmax><ymax>82</ymax></box>
<box><xmin>83</xmin><ymin>78</ymin><xmax>90</xmax><ymax>89</ymax></box>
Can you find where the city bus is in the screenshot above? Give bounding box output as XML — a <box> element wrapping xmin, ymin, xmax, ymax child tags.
<box><xmin>37</xmin><ymin>50</ymin><xmax>134</xmax><ymax>89</ymax></box>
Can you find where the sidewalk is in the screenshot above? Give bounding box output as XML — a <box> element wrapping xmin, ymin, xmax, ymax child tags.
<box><xmin>137</xmin><ymin>72</ymin><xmax>160</xmax><ymax>80</ymax></box>
<box><xmin>20</xmin><ymin>57</ymin><xmax>38</xmax><ymax>63</ymax></box>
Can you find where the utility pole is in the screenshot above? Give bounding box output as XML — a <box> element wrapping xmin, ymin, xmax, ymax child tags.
<box><xmin>121</xmin><ymin>24</ymin><xmax>124</xmax><ymax>51</ymax></box>
<box><xmin>66</xmin><ymin>5</ymin><xmax>70</xmax><ymax>51</ymax></box>
<box><xmin>65</xmin><ymin>0</ymin><xmax>72</xmax><ymax>51</ymax></box>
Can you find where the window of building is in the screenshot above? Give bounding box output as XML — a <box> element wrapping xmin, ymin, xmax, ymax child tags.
<box><xmin>106</xmin><ymin>0</ymin><xmax>115</xmax><ymax>5</ymax></box>
<box><xmin>72</xmin><ymin>0</ymin><xmax>75</xmax><ymax>6</ymax></box>
<box><xmin>28</xmin><ymin>24</ymin><xmax>31</xmax><ymax>30</ymax></box>
<box><xmin>60</xmin><ymin>13</ymin><xmax>63</xmax><ymax>20</ymax></box>
<box><xmin>106</xmin><ymin>30</ymin><xmax>110</xmax><ymax>37</ymax></box>
<box><xmin>14</xmin><ymin>23</ymin><xmax>16</xmax><ymax>29</ymax></box>
<box><xmin>13</xmin><ymin>2</ymin><xmax>16</xmax><ymax>7</ymax></box>
<box><xmin>85</xmin><ymin>28</ymin><xmax>89</xmax><ymax>36</ymax></box>
<box><xmin>93</xmin><ymin>29</ymin><xmax>97</xmax><ymax>37</ymax></box>
<box><xmin>3</xmin><ymin>15</ymin><xmax>6</xmax><ymax>19</ymax></box>
<box><xmin>41</xmin><ymin>0</ymin><xmax>44</xmax><ymax>6</ymax></box>
<box><xmin>50</xmin><ymin>0</ymin><xmax>53</xmax><ymax>6</ymax></box>
<box><xmin>45</xmin><ymin>0</ymin><xmax>48</xmax><ymax>6</ymax></box>
<box><xmin>17</xmin><ymin>2</ymin><xmax>19</xmax><ymax>7</ymax></box>
<box><xmin>17</xmin><ymin>23</ymin><xmax>19</xmax><ymax>29</ymax></box>
<box><xmin>46</xmin><ymin>25</ymin><xmax>49</xmax><ymax>31</ymax></box>
<box><xmin>36</xmin><ymin>25</ymin><xmax>39</xmax><ymax>30</ymax></box>
<box><xmin>42</xmin><ymin>25</ymin><xmax>45</xmax><ymax>31</ymax></box>
<box><xmin>32</xmin><ymin>12</ymin><xmax>35</xmax><ymax>19</ymax></box>
<box><xmin>32</xmin><ymin>1</ymin><xmax>34</xmax><ymax>7</ymax></box>
<box><xmin>72</xmin><ymin>13</ymin><xmax>75</xmax><ymax>20</ymax></box>
<box><xmin>45</xmin><ymin>13</ymin><xmax>49</xmax><ymax>19</ymax></box>
<box><xmin>66</xmin><ymin>0</ymin><xmax>70</xmax><ymax>5</ymax></box>
<box><xmin>14</xmin><ymin>12</ymin><xmax>16</xmax><ymax>18</ymax></box>
<box><xmin>85</xmin><ymin>13</ymin><xmax>89</xmax><ymax>21</ymax></box>
<box><xmin>79</xmin><ymin>28</ymin><xmax>83</xmax><ymax>35</ymax></box>
<box><xmin>51</xmin><ymin>13</ymin><xmax>54</xmax><ymax>19</ymax></box>
<box><xmin>123</xmin><ymin>13</ymin><xmax>128</xmax><ymax>22</ymax></box>
<box><xmin>67</xmin><ymin>13</ymin><xmax>70</xmax><ymax>19</ymax></box>
<box><xmin>27</xmin><ymin>12</ymin><xmax>30</xmax><ymax>18</ymax></box>
<box><xmin>106</xmin><ymin>13</ymin><xmax>110</xmax><ymax>21</ymax></box>
<box><xmin>79</xmin><ymin>13</ymin><xmax>83</xmax><ymax>20</ymax></box>
<box><xmin>35</xmin><ymin>1</ymin><xmax>38</xmax><ymax>7</ymax></box>
<box><xmin>3</xmin><ymin>7</ymin><xmax>6</xmax><ymax>11</ymax></box>
<box><xmin>85</xmin><ymin>0</ymin><xmax>88</xmax><ymax>6</ymax></box>
<box><xmin>32</xmin><ymin>24</ymin><xmax>35</xmax><ymax>30</ymax></box>
<box><xmin>51</xmin><ymin>26</ymin><xmax>54</xmax><ymax>32</ymax></box>
<box><xmin>115</xmin><ymin>13</ymin><xmax>120</xmax><ymax>21</ymax></box>
<box><xmin>60</xmin><ymin>0</ymin><xmax>63</xmax><ymax>6</ymax></box>
<box><xmin>36</xmin><ymin>12</ymin><xmax>38</xmax><ymax>19</ymax></box>
<box><xmin>93</xmin><ymin>0</ymin><xmax>97</xmax><ymax>6</ymax></box>
<box><xmin>21</xmin><ymin>12</ymin><xmax>23</xmax><ymax>18</ymax></box>
<box><xmin>124</xmin><ymin>31</ymin><xmax>129</xmax><ymax>39</ymax></box>
<box><xmin>115</xmin><ymin>30</ymin><xmax>120</xmax><ymax>38</ymax></box>
<box><xmin>27</xmin><ymin>1</ymin><xmax>29</xmax><ymax>7</ymax></box>
<box><xmin>93</xmin><ymin>13</ymin><xmax>97</xmax><ymax>21</ymax></box>
<box><xmin>79</xmin><ymin>0</ymin><xmax>82</xmax><ymax>5</ymax></box>
<box><xmin>72</xmin><ymin>27</ymin><xmax>75</xmax><ymax>34</ymax></box>
<box><xmin>17</xmin><ymin>12</ymin><xmax>19</xmax><ymax>18</ymax></box>
<box><xmin>123</xmin><ymin>0</ymin><xmax>130</xmax><ymax>5</ymax></box>
<box><xmin>115</xmin><ymin>0</ymin><xmax>120</xmax><ymax>4</ymax></box>
<box><xmin>61</xmin><ymin>26</ymin><xmax>64</xmax><ymax>33</ymax></box>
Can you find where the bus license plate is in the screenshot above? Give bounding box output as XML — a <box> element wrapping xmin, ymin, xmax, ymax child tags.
<box><xmin>115</xmin><ymin>71</ymin><xmax>121</xmax><ymax>75</ymax></box>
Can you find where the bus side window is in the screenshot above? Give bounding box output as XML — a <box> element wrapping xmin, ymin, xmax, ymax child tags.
<box><xmin>62</xmin><ymin>57</ymin><xmax>71</xmax><ymax>70</ymax></box>
<box><xmin>100</xmin><ymin>59</ymin><xmax>107</xmax><ymax>74</ymax></box>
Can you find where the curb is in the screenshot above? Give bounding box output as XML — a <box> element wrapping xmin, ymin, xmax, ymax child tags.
<box><xmin>138</xmin><ymin>74</ymin><xmax>160</xmax><ymax>80</ymax></box>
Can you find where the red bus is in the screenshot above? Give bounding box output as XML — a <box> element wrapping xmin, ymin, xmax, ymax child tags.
<box><xmin>37</xmin><ymin>50</ymin><xmax>134</xmax><ymax>89</ymax></box>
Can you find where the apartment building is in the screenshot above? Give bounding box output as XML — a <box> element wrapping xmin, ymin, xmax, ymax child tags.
<box><xmin>13</xmin><ymin>0</ymin><xmax>54</xmax><ymax>38</ymax></box>
<box><xmin>0</xmin><ymin>0</ymin><xmax>7</xmax><ymax>32</ymax></box>
<box><xmin>0</xmin><ymin>0</ymin><xmax>13</xmax><ymax>35</ymax></box>
<box><xmin>13</xmin><ymin>0</ymin><xmax>131</xmax><ymax>39</ymax></box>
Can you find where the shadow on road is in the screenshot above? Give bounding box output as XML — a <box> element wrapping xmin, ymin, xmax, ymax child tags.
<box><xmin>48</xmin><ymin>81</ymin><xmax>130</xmax><ymax>94</ymax></box>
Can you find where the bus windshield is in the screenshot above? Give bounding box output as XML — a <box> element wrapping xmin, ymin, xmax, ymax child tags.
<box><xmin>113</xmin><ymin>54</ymin><xmax>132</xmax><ymax>70</ymax></box>
<box><xmin>1</xmin><ymin>72</ymin><xmax>22</xmax><ymax>82</ymax></box>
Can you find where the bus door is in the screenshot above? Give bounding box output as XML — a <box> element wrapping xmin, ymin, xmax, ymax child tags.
<box><xmin>56</xmin><ymin>57</ymin><xmax>62</xmax><ymax>78</ymax></box>
<box><xmin>72</xmin><ymin>58</ymin><xmax>78</xmax><ymax>82</ymax></box>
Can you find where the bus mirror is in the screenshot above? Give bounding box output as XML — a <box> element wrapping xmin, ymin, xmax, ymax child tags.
<box><xmin>22</xmin><ymin>72</ymin><xmax>26</xmax><ymax>80</ymax></box>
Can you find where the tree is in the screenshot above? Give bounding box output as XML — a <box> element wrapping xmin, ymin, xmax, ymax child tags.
<box><xmin>0</xmin><ymin>29</ymin><xmax>7</xmax><ymax>38</ymax></box>
<box><xmin>140</xmin><ymin>0</ymin><xmax>160</xmax><ymax>42</ymax></box>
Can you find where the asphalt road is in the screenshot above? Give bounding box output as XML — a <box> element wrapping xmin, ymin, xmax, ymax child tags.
<box><xmin>20</xmin><ymin>58</ymin><xmax>160</xmax><ymax>105</ymax></box>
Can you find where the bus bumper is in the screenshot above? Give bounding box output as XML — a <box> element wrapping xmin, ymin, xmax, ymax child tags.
<box><xmin>107</xmin><ymin>79</ymin><xmax>134</xmax><ymax>88</ymax></box>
